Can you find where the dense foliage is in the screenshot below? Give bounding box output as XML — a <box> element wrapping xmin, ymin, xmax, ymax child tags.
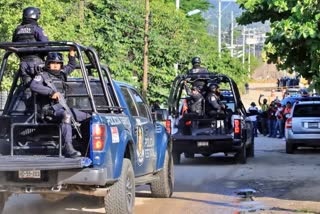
<box><xmin>0</xmin><ymin>0</ymin><xmax>248</xmax><ymax>104</ymax></box>
<box><xmin>237</xmin><ymin>0</ymin><xmax>320</xmax><ymax>90</ymax></box>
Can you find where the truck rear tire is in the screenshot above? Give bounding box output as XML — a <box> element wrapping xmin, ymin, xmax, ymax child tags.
<box><xmin>104</xmin><ymin>159</ymin><xmax>135</xmax><ymax>214</ymax></box>
<box><xmin>201</xmin><ymin>153</ymin><xmax>212</xmax><ymax>157</ymax></box>
<box><xmin>286</xmin><ymin>141</ymin><xmax>294</xmax><ymax>154</ymax></box>
<box><xmin>184</xmin><ymin>152</ymin><xmax>194</xmax><ymax>158</ymax></box>
<box><xmin>150</xmin><ymin>149</ymin><xmax>174</xmax><ymax>198</ymax></box>
<box><xmin>0</xmin><ymin>193</ymin><xmax>7</xmax><ymax>213</ymax></box>
<box><xmin>236</xmin><ymin>143</ymin><xmax>247</xmax><ymax>164</ymax></box>
<box><xmin>247</xmin><ymin>138</ymin><xmax>255</xmax><ymax>157</ymax></box>
<box><xmin>172</xmin><ymin>152</ymin><xmax>181</xmax><ymax>165</ymax></box>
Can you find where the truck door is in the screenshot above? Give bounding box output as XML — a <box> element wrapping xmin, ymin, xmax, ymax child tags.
<box><xmin>120</xmin><ymin>87</ymin><xmax>156</xmax><ymax>176</ymax></box>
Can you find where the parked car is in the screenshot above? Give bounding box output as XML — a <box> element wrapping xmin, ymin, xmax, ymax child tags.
<box><xmin>281</xmin><ymin>95</ymin><xmax>320</xmax><ymax>106</ymax></box>
<box><xmin>285</xmin><ymin>100</ymin><xmax>320</xmax><ymax>153</ymax></box>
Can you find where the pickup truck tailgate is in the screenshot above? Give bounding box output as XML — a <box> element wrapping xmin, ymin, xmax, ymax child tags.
<box><xmin>0</xmin><ymin>156</ymin><xmax>91</xmax><ymax>170</ymax></box>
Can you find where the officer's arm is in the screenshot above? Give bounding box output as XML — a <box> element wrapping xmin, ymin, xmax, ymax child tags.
<box><xmin>61</xmin><ymin>48</ymin><xmax>76</xmax><ymax>76</ymax></box>
<box><xmin>34</xmin><ymin>26</ymin><xmax>49</xmax><ymax>42</ymax></box>
<box><xmin>30</xmin><ymin>75</ymin><xmax>55</xmax><ymax>96</ymax></box>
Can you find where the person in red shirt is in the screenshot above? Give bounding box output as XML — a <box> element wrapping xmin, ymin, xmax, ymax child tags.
<box><xmin>283</xmin><ymin>101</ymin><xmax>292</xmax><ymax>120</ymax></box>
<box><xmin>273</xmin><ymin>102</ymin><xmax>284</xmax><ymax>138</ymax></box>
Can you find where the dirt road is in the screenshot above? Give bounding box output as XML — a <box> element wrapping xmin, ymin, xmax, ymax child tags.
<box><xmin>3</xmin><ymin>136</ymin><xmax>320</xmax><ymax>213</ymax></box>
<box><xmin>135</xmin><ymin>136</ymin><xmax>320</xmax><ymax>214</ymax></box>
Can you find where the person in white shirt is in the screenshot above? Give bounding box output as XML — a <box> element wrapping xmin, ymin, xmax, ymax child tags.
<box><xmin>248</xmin><ymin>102</ymin><xmax>259</xmax><ymax>137</ymax></box>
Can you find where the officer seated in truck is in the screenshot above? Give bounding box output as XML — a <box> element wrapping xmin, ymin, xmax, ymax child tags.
<box><xmin>184</xmin><ymin>81</ymin><xmax>204</xmax><ymax>116</ymax></box>
<box><xmin>30</xmin><ymin>47</ymin><xmax>91</xmax><ymax>158</ymax></box>
<box><xmin>205</xmin><ymin>83</ymin><xmax>226</xmax><ymax>118</ymax></box>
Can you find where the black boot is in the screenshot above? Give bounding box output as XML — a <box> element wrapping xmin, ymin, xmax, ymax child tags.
<box><xmin>64</xmin><ymin>143</ymin><xmax>81</xmax><ymax>158</ymax></box>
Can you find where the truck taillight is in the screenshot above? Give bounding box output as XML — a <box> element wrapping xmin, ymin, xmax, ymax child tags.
<box><xmin>234</xmin><ymin>119</ymin><xmax>241</xmax><ymax>134</ymax></box>
<box><xmin>165</xmin><ymin>120</ymin><xmax>171</xmax><ymax>134</ymax></box>
<box><xmin>92</xmin><ymin>124</ymin><xmax>106</xmax><ymax>151</ymax></box>
<box><xmin>285</xmin><ymin>117</ymin><xmax>292</xmax><ymax>129</ymax></box>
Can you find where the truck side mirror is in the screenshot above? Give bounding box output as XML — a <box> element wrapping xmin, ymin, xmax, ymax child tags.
<box><xmin>152</xmin><ymin>109</ymin><xmax>168</xmax><ymax>122</ymax></box>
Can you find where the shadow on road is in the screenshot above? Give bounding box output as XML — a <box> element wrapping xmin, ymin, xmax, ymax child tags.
<box><xmin>178</xmin><ymin>154</ymin><xmax>239</xmax><ymax>166</ymax></box>
<box><xmin>4</xmin><ymin>194</ymin><xmax>104</xmax><ymax>214</ymax></box>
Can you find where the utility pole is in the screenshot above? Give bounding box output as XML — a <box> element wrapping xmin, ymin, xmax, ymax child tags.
<box><xmin>242</xmin><ymin>26</ymin><xmax>245</xmax><ymax>66</ymax></box>
<box><xmin>230</xmin><ymin>11</ymin><xmax>234</xmax><ymax>57</ymax></box>
<box><xmin>142</xmin><ymin>0</ymin><xmax>149</xmax><ymax>99</ymax></box>
<box><xmin>218</xmin><ymin>0</ymin><xmax>222</xmax><ymax>57</ymax></box>
<box><xmin>248</xmin><ymin>29</ymin><xmax>251</xmax><ymax>77</ymax></box>
<box><xmin>79</xmin><ymin>0</ymin><xmax>84</xmax><ymax>28</ymax></box>
<box><xmin>253</xmin><ymin>28</ymin><xmax>256</xmax><ymax>57</ymax></box>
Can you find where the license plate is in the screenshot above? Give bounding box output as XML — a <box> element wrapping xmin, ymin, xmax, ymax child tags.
<box><xmin>197</xmin><ymin>141</ymin><xmax>209</xmax><ymax>147</ymax></box>
<box><xmin>308</xmin><ymin>122</ymin><xmax>318</xmax><ymax>128</ymax></box>
<box><xmin>18</xmin><ymin>170</ymin><xmax>41</xmax><ymax>179</ymax></box>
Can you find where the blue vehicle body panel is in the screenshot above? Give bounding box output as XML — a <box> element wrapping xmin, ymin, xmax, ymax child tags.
<box><xmin>155</xmin><ymin>122</ymin><xmax>170</xmax><ymax>170</ymax></box>
<box><xmin>87</xmin><ymin>80</ymin><xmax>169</xmax><ymax>181</ymax></box>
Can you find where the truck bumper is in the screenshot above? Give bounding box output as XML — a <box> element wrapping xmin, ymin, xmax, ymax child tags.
<box><xmin>57</xmin><ymin>168</ymin><xmax>113</xmax><ymax>186</ymax></box>
<box><xmin>172</xmin><ymin>134</ymin><xmax>242</xmax><ymax>154</ymax></box>
<box><xmin>0</xmin><ymin>156</ymin><xmax>116</xmax><ymax>192</ymax></box>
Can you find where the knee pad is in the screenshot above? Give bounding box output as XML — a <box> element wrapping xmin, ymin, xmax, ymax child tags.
<box><xmin>63</xmin><ymin>112</ymin><xmax>71</xmax><ymax>124</ymax></box>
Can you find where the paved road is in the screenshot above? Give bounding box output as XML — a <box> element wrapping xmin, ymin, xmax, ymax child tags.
<box><xmin>3</xmin><ymin>136</ymin><xmax>320</xmax><ymax>214</ymax></box>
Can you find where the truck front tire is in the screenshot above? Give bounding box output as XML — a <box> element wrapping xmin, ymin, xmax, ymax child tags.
<box><xmin>104</xmin><ymin>159</ymin><xmax>135</xmax><ymax>214</ymax></box>
<box><xmin>172</xmin><ymin>152</ymin><xmax>181</xmax><ymax>165</ymax></box>
<box><xmin>150</xmin><ymin>149</ymin><xmax>174</xmax><ymax>198</ymax></box>
<box><xmin>0</xmin><ymin>193</ymin><xmax>7</xmax><ymax>213</ymax></box>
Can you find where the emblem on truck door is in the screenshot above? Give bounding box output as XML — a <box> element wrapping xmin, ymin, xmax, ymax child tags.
<box><xmin>136</xmin><ymin>126</ymin><xmax>145</xmax><ymax>166</ymax></box>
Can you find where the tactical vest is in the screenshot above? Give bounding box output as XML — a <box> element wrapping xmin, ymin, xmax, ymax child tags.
<box><xmin>205</xmin><ymin>92</ymin><xmax>221</xmax><ymax>112</ymax></box>
<box><xmin>188</xmin><ymin>67</ymin><xmax>208</xmax><ymax>74</ymax></box>
<box><xmin>13</xmin><ymin>24</ymin><xmax>42</xmax><ymax>61</ymax></box>
<box><xmin>13</xmin><ymin>24</ymin><xmax>37</xmax><ymax>42</ymax></box>
<box><xmin>36</xmin><ymin>71</ymin><xmax>66</xmax><ymax>108</ymax></box>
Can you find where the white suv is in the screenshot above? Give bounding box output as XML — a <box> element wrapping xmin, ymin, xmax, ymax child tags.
<box><xmin>285</xmin><ymin>101</ymin><xmax>320</xmax><ymax>153</ymax></box>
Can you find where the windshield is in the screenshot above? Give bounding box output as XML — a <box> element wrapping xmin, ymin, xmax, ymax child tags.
<box><xmin>293</xmin><ymin>104</ymin><xmax>320</xmax><ymax>117</ymax></box>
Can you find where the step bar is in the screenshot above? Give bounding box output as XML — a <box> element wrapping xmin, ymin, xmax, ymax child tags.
<box><xmin>0</xmin><ymin>156</ymin><xmax>91</xmax><ymax>171</ymax></box>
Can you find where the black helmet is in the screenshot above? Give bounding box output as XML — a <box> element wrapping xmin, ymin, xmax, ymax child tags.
<box><xmin>191</xmin><ymin>86</ymin><xmax>200</xmax><ymax>92</ymax></box>
<box><xmin>46</xmin><ymin>52</ymin><xmax>63</xmax><ymax>66</ymax></box>
<box><xmin>208</xmin><ymin>83</ymin><xmax>219</xmax><ymax>92</ymax></box>
<box><xmin>191</xmin><ymin>57</ymin><xmax>201</xmax><ymax>65</ymax></box>
<box><xmin>23</xmin><ymin>7</ymin><xmax>41</xmax><ymax>20</ymax></box>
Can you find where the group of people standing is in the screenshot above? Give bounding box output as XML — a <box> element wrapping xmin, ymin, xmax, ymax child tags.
<box><xmin>254</xmin><ymin>95</ymin><xmax>292</xmax><ymax>139</ymax></box>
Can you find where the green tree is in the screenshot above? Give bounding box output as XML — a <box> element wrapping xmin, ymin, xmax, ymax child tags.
<box><xmin>237</xmin><ymin>0</ymin><xmax>320</xmax><ymax>89</ymax></box>
<box><xmin>0</xmin><ymin>0</ymin><xmax>249</xmax><ymax>103</ymax></box>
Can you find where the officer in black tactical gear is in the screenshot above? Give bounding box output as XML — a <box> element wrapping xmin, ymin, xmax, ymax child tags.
<box><xmin>205</xmin><ymin>83</ymin><xmax>226</xmax><ymax>116</ymax></box>
<box><xmin>12</xmin><ymin>7</ymin><xmax>49</xmax><ymax>85</ymax></box>
<box><xmin>30</xmin><ymin>47</ymin><xmax>90</xmax><ymax>158</ymax></box>
<box><xmin>187</xmin><ymin>57</ymin><xmax>209</xmax><ymax>74</ymax></box>
<box><xmin>184</xmin><ymin>82</ymin><xmax>204</xmax><ymax>115</ymax></box>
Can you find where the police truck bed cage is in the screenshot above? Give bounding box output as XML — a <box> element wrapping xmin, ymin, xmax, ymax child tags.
<box><xmin>168</xmin><ymin>73</ymin><xmax>246</xmax><ymax>117</ymax></box>
<box><xmin>0</xmin><ymin>41</ymin><xmax>122</xmax><ymax>112</ymax></box>
<box><xmin>0</xmin><ymin>41</ymin><xmax>122</xmax><ymax>158</ymax></box>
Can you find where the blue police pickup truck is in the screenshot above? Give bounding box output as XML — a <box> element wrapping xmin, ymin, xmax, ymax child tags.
<box><xmin>0</xmin><ymin>42</ymin><xmax>173</xmax><ymax>214</ymax></box>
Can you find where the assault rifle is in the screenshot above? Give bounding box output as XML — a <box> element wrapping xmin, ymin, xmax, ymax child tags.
<box><xmin>41</xmin><ymin>73</ymin><xmax>83</xmax><ymax>138</ymax></box>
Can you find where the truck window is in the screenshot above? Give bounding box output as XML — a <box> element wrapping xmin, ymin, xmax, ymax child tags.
<box><xmin>129</xmin><ymin>89</ymin><xmax>151</xmax><ymax>120</ymax></box>
<box><xmin>120</xmin><ymin>87</ymin><xmax>138</xmax><ymax>117</ymax></box>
